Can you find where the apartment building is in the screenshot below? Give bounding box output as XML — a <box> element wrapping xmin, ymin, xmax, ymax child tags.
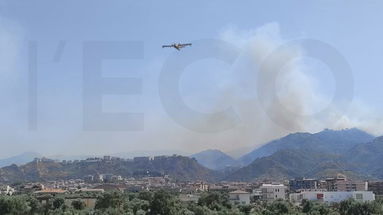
<box><xmin>290</xmin><ymin>191</ymin><xmax>375</xmax><ymax>204</ymax></box>
<box><xmin>259</xmin><ymin>184</ymin><xmax>287</xmax><ymax>201</ymax></box>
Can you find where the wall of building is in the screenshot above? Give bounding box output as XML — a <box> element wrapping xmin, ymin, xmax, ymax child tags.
<box><xmin>290</xmin><ymin>191</ymin><xmax>375</xmax><ymax>204</ymax></box>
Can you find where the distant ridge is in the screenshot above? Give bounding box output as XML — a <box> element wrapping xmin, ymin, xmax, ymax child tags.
<box><xmin>0</xmin><ymin>128</ymin><xmax>379</xmax><ymax>183</ymax></box>
<box><xmin>345</xmin><ymin>135</ymin><xmax>383</xmax><ymax>178</ymax></box>
<box><xmin>190</xmin><ymin>149</ymin><xmax>238</xmax><ymax>170</ymax></box>
<box><xmin>0</xmin><ymin>152</ymin><xmax>41</xmax><ymax>168</ymax></box>
<box><xmin>225</xmin><ymin>128</ymin><xmax>377</xmax><ymax>181</ymax></box>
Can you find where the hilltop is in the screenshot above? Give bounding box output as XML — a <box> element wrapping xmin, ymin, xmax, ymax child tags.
<box><xmin>0</xmin><ymin>155</ymin><xmax>218</xmax><ymax>183</ymax></box>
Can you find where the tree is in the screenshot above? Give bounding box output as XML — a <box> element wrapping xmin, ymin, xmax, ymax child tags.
<box><xmin>138</xmin><ymin>191</ymin><xmax>153</xmax><ymax>202</ymax></box>
<box><xmin>187</xmin><ymin>204</ymin><xmax>212</xmax><ymax>215</ymax></box>
<box><xmin>302</xmin><ymin>199</ymin><xmax>314</xmax><ymax>213</ymax></box>
<box><xmin>238</xmin><ymin>204</ymin><xmax>252</xmax><ymax>214</ymax></box>
<box><xmin>52</xmin><ymin>197</ymin><xmax>65</xmax><ymax>210</ymax></box>
<box><xmin>198</xmin><ymin>192</ymin><xmax>231</xmax><ymax>211</ymax></box>
<box><xmin>149</xmin><ymin>190</ymin><xmax>179</xmax><ymax>215</ymax></box>
<box><xmin>71</xmin><ymin>199</ymin><xmax>85</xmax><ymax>210</ymax></box>
<box><xmin>27</xmin><ymin>196</ymin><xmax>42</xmax><ymax>214</ymax></box>
<box><xmin>124</xmin><ymin>198</ymin><xmax>149</xmax><ymax>214</ymax></box>
<box><xmin>95</xmin><ymin>192</ymin><xmax>125</xmax><ymax>210</ymax></box>
<box><xmin>0</xmin><ymin>195</ymin><xmax>30</xmax><ymax>215</ymax></box>
<box><xmin>338</xmin><ymin>199</ymin><xmax>382</xmax><ymax>215</ymax></box>
<box><xmin>263</xmin><ymin>200</ymin><xmax>297</xmax><ymax>215</ymax></box>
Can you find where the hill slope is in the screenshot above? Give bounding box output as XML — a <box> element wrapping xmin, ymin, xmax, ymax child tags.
<box><xmin>239</xmin><ymin>128</ymin><xmax>374</xmax><ymax>165</ymax></box>
<box><xmin>0</xmin><ymin>155</ymin><xmax>218</xmax><ymax>183</ymax></box>
<box><xmin>344</xmin><ymin>136</ymin><xmax>383</xmax><ymax>178</ymax></box>
<box><xmin>226</xmin><ymin>129</ymin><xmax>377</xmax><ymax>181</ymax></box>
<box><xmin>226</xmin><ymin>148</ymin><xmax>364</xmax><ymax>181</ymax></box>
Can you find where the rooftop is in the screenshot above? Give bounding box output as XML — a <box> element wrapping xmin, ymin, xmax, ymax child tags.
<box><xmin>229</xmin><ymin>190</ymin><xmax>250</xmax><ymax>194</ymax></box>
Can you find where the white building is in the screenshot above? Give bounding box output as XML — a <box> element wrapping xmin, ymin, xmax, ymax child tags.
<box><xmin>229</xmin><ymin>190</ymin><xmax>251</xmax><ymax>205</ymax></box>
<box><xmin>260</xmin><ymin>184</ymin><xmax>287</xmax><ymax>201</ymax></box>
<box><xmin>0</xmin><ymin>185</ymin><xmax>15</xmax><ymax>195</ymax></box>
<box><xmin>290</xmin><ymin>191</ymin><xmax>375</xmax><ymax>204</ymax></box>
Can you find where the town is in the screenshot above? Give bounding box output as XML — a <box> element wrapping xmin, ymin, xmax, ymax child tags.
<box><xmin>1</xmin><ymin>155</ymin><xmax>383</xmax><ymax>214</ymax></box>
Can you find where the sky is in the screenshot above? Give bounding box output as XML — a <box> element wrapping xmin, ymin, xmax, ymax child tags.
<box><xmin>0</xmin><ymin>0</ymin><xmax>383</xmax><ymax>158</ymax></box>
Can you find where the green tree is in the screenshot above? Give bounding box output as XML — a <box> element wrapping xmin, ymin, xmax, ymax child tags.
<box><xmin>124</xmin><ymin>198</ymin><xmax>149</xmax><ymax>214</ymax></box>
<box><xmin>95</xmin><ymin>191</ymin><xmax>125</xmax><ymax>210</ymax></box>
<box><xmin>263</xmin><ymin>200</ymin><xmax>296</xmax><ymax>215</ymax></box>
<box><xmin>149</xmin><ymin>190</ymin><xmax>179</xmax><ymax>215</ymax></box>
<box><xmin>71</xmin><ymin>199</ymin><xmax>85</xmax><ymax>210</ymax></box>
<box><xmin>52</xmin><ymin>197</ymin><xmax>65</xmax><ymax>210</ymax></box>
<box><xmin>0</xmin><ymin>195</ymin><xmax>30</xmax><ymax>215</ymax></box>
<box><xmin>27</xmin><ymin>196</ymin><xmax>42</xmax><ymax>215</ymax></box>
<box><xmin>198</xmin><ymin>192</ymin><xmax>231</xmax><ymax>211</ymax></box>
<box><xmin>338</xmin><ymin>199</ymin><xmax>382</xmax><ymax>215</ymax></box>
<box><xmin>138</xmin><ymin>191</ymin><xmax>153</xmax><ymax>202</ymax></box>
<box><xmin>238</xmin><ymin>204</ymin><xmax>253</xmax><ymax>214</ymax></box>
<box><xmin>302</xmin><ymin>199</ymin><xmax>314</xmax><ymax>213</ymax></box>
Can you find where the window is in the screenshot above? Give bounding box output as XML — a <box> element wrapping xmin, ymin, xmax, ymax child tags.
<box><xmin>317</xmin><ymin>193</ymin><xmax>324</xmax><ymax>199</ymax></box>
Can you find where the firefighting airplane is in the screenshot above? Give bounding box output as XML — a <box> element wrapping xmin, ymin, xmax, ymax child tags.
<box><xmin>162</xmin><ymin>43</ymin><xmax>192</xmax><ymax>51</ymax></box>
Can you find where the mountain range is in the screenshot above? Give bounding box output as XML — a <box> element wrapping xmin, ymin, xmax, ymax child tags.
<box><xmin>191</xmin><ymin>128</ymin><xmax>382</xmax><ymax>181</ymax></box>
<box><xmin>223</xmin><ymin>128</ymin><xmax>379</xmax><ymax>181</ymax></box>
<box><xmin>0</xmin><ymin>128</ymin><xmax>382</xmax><ymax>183</ymax></box>
<box><xmin>238</xmin><ymin>128</ymin><xmax>374</xmax><ymax>166</ymax></box>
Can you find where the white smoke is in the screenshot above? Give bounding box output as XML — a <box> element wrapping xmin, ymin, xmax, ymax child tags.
<box><xmin>218</xmin><ymin>22</ymin><xmax>383</xmax><ymax>142</ymax></box>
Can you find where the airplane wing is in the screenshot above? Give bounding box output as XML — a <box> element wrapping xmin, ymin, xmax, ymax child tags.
<box><xmin>162</xmin><ymin>45</ymin><xmax>172</xmax><ymax>48</ymax></box>
<box><xmin>175</xmin><ymin>46</ymin><xmax>180</xmax><ymax>50</ymax></box>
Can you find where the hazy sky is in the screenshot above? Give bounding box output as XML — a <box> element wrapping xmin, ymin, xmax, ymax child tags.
<box><xmin>0</xmin><ymin>0</ymin><xmax>383</xmax><ymax>158</ymax></box>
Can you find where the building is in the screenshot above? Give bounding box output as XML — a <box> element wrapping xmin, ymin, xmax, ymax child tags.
<box><xmin>368</xmin><ymin>181</ymin><xmax>383</xmax><ymax>198</ymax></box>
<box><xmin>229</xmin><ymin>190</ymin><xmax>251</xmax><ymax>205</ymax></box>
<box><xmin>290</xmin><ymin>191</ymin><xmax>375</xmax><ymax>204</ymax></box>
<box><xmin>289</xmin><ymin>178</ymin><xmax>318</xmax><ymax>192</ymax></box>
<box><xmin>179</xmin><ymin>194</ymin><xmax>200</xmax><ymax>203</ymax></box>
<box><xmin>0</xmin><ymin>185</ymin><xmax>15</xmax><ymax>195</ymax></box>
<box><xmin>251</xmin><ymin>189</ymin><xmax>262</xmax><ymax>201</ymax></box>
<box><xmin>260</xmin><ymin>184</ymin><xmax>287</xmax><ymax>201</ymax></box>
<box><xmin>76</xmin><ymin>188</ymin><xmax>104</xmax><ymax>193</ymax></box>
<box><xmin>93</xmin><ymin>184</ymin><xmax>126</xmax><ymax>192</ymax></box>
<box><xmin>34</xmin><ymin>189</ymin><xmax>67</xmax><ymax>195</ymax></box>
<box><xmin>133</xmin><ymin>156</ymin><xmax>150</xmax><ymax>163</ymax></box>
<box><xmin>84</xmin><ymin>175</ymin><xmax>94</xmax><ymax>183</ymax></box>
<box><xmin>65</xmin><ymin>198</ymin><xmax>97</xmax><ymax>209</ymax></box>
<box><xmin>325</xmin><ymin>176</ymin><xmax>367</xmax><ymax>192</ymax></box>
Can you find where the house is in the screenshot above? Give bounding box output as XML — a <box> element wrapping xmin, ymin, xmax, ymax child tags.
<box><xmin>260</xmin><ymin>184</ymin><xmax>287</xmax><ymax>201</ymax></box>
<box><xmin>229</xmin><ymin>190</ymin><xmax>251</xmax><ymax>205</ymax></box>
<box><xmin>290</xmin><ymin>191</ymin><xmax>375</xmax><ymax>204</ymax></box>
